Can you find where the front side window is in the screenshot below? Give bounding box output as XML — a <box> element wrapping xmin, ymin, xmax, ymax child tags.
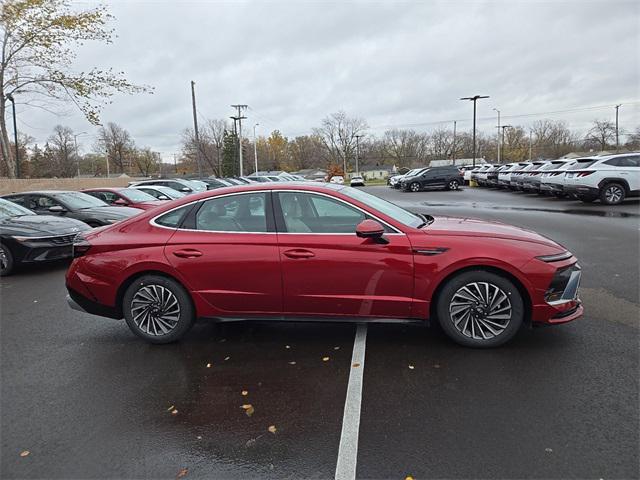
<box><xmin>195</xmin><ymin>193</ymin><xmax>268</xmax><ymax>232</ymax></box>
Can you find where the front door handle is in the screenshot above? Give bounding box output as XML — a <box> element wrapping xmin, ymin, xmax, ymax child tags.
<box><xmin>283</xmin><ymin>249</ymin><xmax>315</xmax><ymax>259</ymax></box>
<box><xmin>172</xmin><ymin>249</ymin><xmax>203</xmax><ymax>258</ymax></box>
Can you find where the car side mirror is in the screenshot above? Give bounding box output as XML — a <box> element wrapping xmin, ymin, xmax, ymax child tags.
<box><xmin>48</xmin><ymin>205</ymin><xmax>66</xmax><ymax>213</ymax></box>
<box><xmin>113</xmin><ymin>198</ymin><xmax>128</xmax><ymax>206</ymax></box>
<box><xmin>158</xmin><ymin>195</ymin><xmax>170</xmax><ymax>200</ymax></box>
<box><xmin>180</xmin><ymin>187</ymin><xmax>192</xmax><ymax>192</ymax></box>
<box><xmin>356</xmin><ymin>219</ymin><xmax>388</xmax><ymax>244</ymax></box>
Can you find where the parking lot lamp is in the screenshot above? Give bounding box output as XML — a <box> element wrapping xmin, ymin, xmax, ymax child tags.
<box><xmin>460</xmin><ymin>95</ymin><xmax>490</xmax><ymax>167</ymax></box>
<box><xmin>5</xmin><ymin>93</ymin><xmax>20</xmax><ymax>178</ymax></box>
<box><xmin>615</xmin><ymin>104</ymin><xmax>621</xmax><ymax>151</ymax></box>
<box><xmin>253</xmin><ymin>123</ymin><xmax>259</xmax><ymax>175</ymax></box>
<box><xmin>493</xmin><ymin>108</ymin><xmax>501</xmax><ymax>163</ymax></box>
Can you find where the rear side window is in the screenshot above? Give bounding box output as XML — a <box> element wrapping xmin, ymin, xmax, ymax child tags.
<box><xmin>195</xmin><ymin>193</ymin><xmax>268</xmax><ymax>232</ymax></box>
<box><xmin>155</xmin><ymin>205</ymin><xmax>192</xmax><ymax>228</ymax></box>
<box><xmin>604</xmin><ymin>156</ymin><xmax>640</xmax><ymax>167</ymax></box>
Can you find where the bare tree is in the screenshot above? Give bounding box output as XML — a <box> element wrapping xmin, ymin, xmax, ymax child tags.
<box><xmin>48</xmin><ymin>125</ymin><xmax>76</xmax><ymax>177</ymax></box>
<box><xmin>96</xmin><ymin>122</ymin><xmax>135</xmax><ymax>174</ymax></box>
<box><xmin>585</xmin><ymin>120</ymin><xmax>616</xmax><ymax>151</ymax></box>
<box><xmin>313</xmin><ymin>111</ymin><xmax>368</xmax><ymax>172</ymax></box>
<box><xmin>134</xmin><ymin>147</ymin><xmax>159</xmax><ymax>176</ymax></box>
<box><xmin>531</xmin><ymin>120</ymin><xmax>577</xmax><ymax>158</ymax></box>
<box><xmin>382</xmin><ymin>129</ymin><xmax>427</xmax><ymax>167</ymax></box>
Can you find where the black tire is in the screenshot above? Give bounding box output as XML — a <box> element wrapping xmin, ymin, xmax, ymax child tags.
<box><xmin>436</xmin><ymin>270</ymin><xmax>524</xmax><ymax>348</ymax></box>
<box><xmin>600</xmin><ymin>182</ymin><xmax>626</xmax><ymax>205</ymax></box>
<box><xmin>446</xmin><ymin>179</ymin><xmax>460</xmax><ymax>191</ymax></box>
<box><xmin>0</xmin><ymin>243</ymin><xmax>15</xmax><ymax>276</ymax></box>
<box><xmin>409</xmin><ymin>182</ymin><xmax>421</xmax><ymax>193</ymax></box>
<box><xmin>123</xmin><ymin>275</ymin><xmax>195</xmax><ymax>344</ymax></box>
<box><xmin>577</xmin><ymin>195</ymin><xmax>596</xmax><ymax>203</ymax></box>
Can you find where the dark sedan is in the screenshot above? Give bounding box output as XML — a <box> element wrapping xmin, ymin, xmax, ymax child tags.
<box><xmin>0</xmin><ymin>198</ymin><xmax>90</xmax><ymax>276</ymax></box>
<box><xmin>2</xmin><ymin>191</ymin><xmax>142</xmax><ymax>228</ymax></box>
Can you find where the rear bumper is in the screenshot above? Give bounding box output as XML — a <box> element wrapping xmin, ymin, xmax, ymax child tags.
<box><xmin>540</xmin><ymin>183</ymin><xmax>563</xmax><ymax>193</ymax></box>
<box><xmin>66</xmin><ymin>288</ymin><xmax>122</xmax><ymax>319</ymax></box>
<box><xmin>564</xmin><ymin>185</ymin><xmax>599</xmax><ymax>197</ymax></box>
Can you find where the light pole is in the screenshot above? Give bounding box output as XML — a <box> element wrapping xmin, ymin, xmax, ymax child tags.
<box><xmin>493</xmin><ymin>108</ymin><xmax>501</xmax><ymax>163</ymax></box>
<box><xmin>615</xmin><ymin>104</ymin><xmax>621</xmax><ymax>150</ymax></box>
<box><xmin>354</xmin><ymin>134</ymin><xmax>363</xmax><ymax>176</ymax></box>
<box><xmin>528</xmin><ymin>129</ymin><xmax>533</xmax><ymax>160</ymax></box>
<box><xmin>5</xmin><ymin>94</ymin><xmax>19</xmax><ymax>178</ymax></box>
<box><xmin>500</xmin><ymin>125</ymin><xmax>512</xmax><ymax>161</ymax></box>
<box><xmin>73</xmin><ymin>132</ymin><xmax>88</xmax><ymax>178</ymax></box>
<box><xmin>253</xmin><ymin>123</ymin><xmax>259</xmax><ymax>175</ymax></box>
<box><xmin>460</xmin><ymin>95</ymin><xmax>490</xmax><ymax>167</ymax></box>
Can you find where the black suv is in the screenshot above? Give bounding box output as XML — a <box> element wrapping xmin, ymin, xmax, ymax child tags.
<box><xmin>400</xmin><ymin>166</ymin><xmax>463</xmax><ymax>192</ymax></box>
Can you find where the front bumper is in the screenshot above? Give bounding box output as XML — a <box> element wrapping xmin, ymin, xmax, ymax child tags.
<box><xmin>533</xmin><ymin>263</ymin><xmax>583</xmax><ymax>325</ymax></box>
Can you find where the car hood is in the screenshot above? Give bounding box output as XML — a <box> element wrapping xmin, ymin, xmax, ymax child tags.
<box><xmin>423</xmin><ymin>216</ymin><xmax>562</xmax><ymax>248</ymax></box>
<box><xmin>80</xmin><ymin>206</ymin><xmax>143</xmax><ymax>218</ymax></box>
<box><xmin>0</xmin><ymin>215</ymin><xmax>90</xmax><ymax>237</ymax></box>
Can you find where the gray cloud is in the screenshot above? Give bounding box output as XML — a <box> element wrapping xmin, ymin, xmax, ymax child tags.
<box><xmin>16</xmin><ymin>0</ymin><xmax>640</xmax><ymax>159</ymax></box>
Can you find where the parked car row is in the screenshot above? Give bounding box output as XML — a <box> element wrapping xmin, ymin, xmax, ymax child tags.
<box><xmin>468</xmin><ymin>152</ymin><xmax>640</xmax><ymax>205</ymax></box>
<box><xmin>387</xmin><ymin>165</ymin><xmax>464</xmax><ymax>192</ymax></box>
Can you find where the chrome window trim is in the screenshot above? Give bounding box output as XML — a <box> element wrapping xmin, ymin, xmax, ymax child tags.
<box><xmin>149</xmin><ymin>188</ymin><xmax>406</xmax><ymax>235</ymax></box>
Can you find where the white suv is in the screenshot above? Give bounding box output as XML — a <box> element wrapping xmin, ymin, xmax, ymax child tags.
<box><xmin>563</xmin><ymin>153</ymin><xmax>640</xmax><ymax>205</ymax></box>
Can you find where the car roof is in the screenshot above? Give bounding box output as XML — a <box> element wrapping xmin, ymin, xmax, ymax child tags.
<box><xmin>3</xmin><ymin>190</ymin><xmax>79</xmax><ymax>195</ymax></box>
<box><xmin>81</xmin><ymin>187</ymin><xmax>125</xmax><ymax>192</ymax></box>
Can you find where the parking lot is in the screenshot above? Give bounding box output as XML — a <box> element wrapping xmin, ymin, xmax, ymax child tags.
<box><xmin>1</xmin><ymin>186</ymin><xmax>639</xmax><ymax>479</ymax></box>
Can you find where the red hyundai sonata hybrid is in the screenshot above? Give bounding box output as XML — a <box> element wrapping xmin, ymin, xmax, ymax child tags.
<box><xmin>66</xmin><ymin>183</ymin><xmax>582</xmax><ymax>347</ymax></box>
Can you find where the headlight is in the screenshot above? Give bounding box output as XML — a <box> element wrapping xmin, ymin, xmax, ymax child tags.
<box><xmin>536</xmin><ymin>251</ymin><xmax>573</xmax><ymax>262</ymax></box>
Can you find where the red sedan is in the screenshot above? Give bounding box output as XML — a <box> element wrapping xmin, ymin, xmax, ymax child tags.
<box><xmin>81</xmin><ymin>187</ymin><xmax>168</xmax><ymax>211</ymax></box>
<box><xmin>66</xmin><ymin>183</ymin><xmax>582</xmax><ymax>347</ymax></box>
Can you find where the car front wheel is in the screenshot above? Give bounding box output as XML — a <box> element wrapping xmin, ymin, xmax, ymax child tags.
<box><xmin>0</xmin><ymin>243</ymin><xmax>14</xmax><ymax>276</ymax></box>
<box><xmin>123</xmin><ymin>275</ymin><xmax>195</xmax><ymax>344</ymax></box>
<box><xmin>410</xmin><ymin>182</ymin><xmax>421</xmax><ymax>192</ymax></box>
<box><xmin>436</xmin><ymin>271</ymin><xmax>524</xmax><ymax>348</ymax></box>
<box><xmin>600</xmin><ymin>183</ymin><xmax>626</xmax><ymax>205</ymax></box>
<box><xmin>447</xmin><ymin>179</ymin><xmax>460</xmax><ymax>190</ymax></box>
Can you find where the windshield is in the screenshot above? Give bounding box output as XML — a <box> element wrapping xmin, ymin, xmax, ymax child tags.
<box><xmin>340</xmin><ymin>186</ymin><xmax>423</xmax><ymax>228</ymax></box>
<box><xmin>53</xmin><ymin>192</ymin><xmax>108</xmax><ymax>209</ymax></box>
<box><xmin>120</xmin><ymin>188</ymin><xmax>157</xmax><ymax>202</ymax></box>
<box><xmin>0</xmin><ymin>198</ymin><xmax>34</xmax><ymax>219</ymax></box>
<box><xmin>153</xmin><ymin>187</ymin><xmax>185</xmax><ymax>199</ymax></box>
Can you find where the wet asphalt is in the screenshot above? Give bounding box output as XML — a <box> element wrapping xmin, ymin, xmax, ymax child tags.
<box><xmin>1</xmin><ymin>186</ymin><xmax>639</xmax><ymax>479</ymax></box>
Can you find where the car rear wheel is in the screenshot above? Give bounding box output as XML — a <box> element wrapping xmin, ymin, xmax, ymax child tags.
<box><xmin>436</xmin><ymin>271</ymin><xmax>524</xmax><ymax>348</ymax></box>
<box><xmin>447</xmin><ymin>179</ymin><xmax>460</xmax><ymax>190</ymax></box>
<box><xmin>123</xmin><ymin>275</ymin><xmax>195</xmax><ymax>344</ymax></box>
<box><xmin>410</xmin><ymin>182</ymin><xmax>421</xmax><ymax>192</ymax></box>
<box><xmin>600</xmin><ymin>183</ymin><xmax>626</xmax><ymax>205</ymax></box>
<box><xmin>0</xmin><ymin>244</ymin><xmax>14</xmax><ymax>276</ymax></box>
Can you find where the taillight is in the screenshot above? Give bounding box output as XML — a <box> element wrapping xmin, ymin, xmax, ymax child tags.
<box><xmin>72</xmin><ymin>233</ymin><xmax>92</xmax><ymax>258</ymax></box>
<box><xmin>577</xmin><ymin>171</ymin><xmax>594</xmax><ymax>177</ymax></box>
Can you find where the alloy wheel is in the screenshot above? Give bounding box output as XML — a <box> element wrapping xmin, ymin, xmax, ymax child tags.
<box><xmin>410</xmin><ymin>182</ymin><xmax>420</xmax><ymax>192</ymax></box>
<box><xmin>0</xmin><ymin>245</ymin><xmax>9</xmax><ymax>274</ymax></box>
<box><xmin>449</xmin><ymin>282</ymin><xmax>512</xmax><ymax>340</ymax></box>
<box><xmin>449</xmin><ymin>180</ymin><xmax>459</xmax><ymax>190</ymax></box>
<box><xmin>604</xmin><ymin>185</ymin><xmax>624</xmax><ymax>204</ymax></box>
<box><xmin>130</xmin><ymin>285</ymin><xmax>181</xmax><ymax>336</ymax></box>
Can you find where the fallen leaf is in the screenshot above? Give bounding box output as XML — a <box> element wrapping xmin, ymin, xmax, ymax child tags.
<box><xmin>219</xmin><ymin>338</ymin><xmax>226</xmax><ymax>342</ymax></box>
<box><xmin>224</xmin><ymin>356</ymin><xmax>230</xmax><ymax>361</ymax></box>
<box><xmin>334</xmin><ymin>346</ymin><xmax>340</xmax><ymax>350</ymax></box>
<box><xmin>352</xmin><ymin>362</ymin><xmax>361</xmax><ymax>368</ymax></box>
<box><xmin>20</xmin><ymin>450</ymin><xmax>30</xmax><ymax>457</ymax></box>
<box><xmin>167</xmin><ymin>405</ymin><xmax>175</xmax><ymax>411</ymax></box>
<box><xmin>288</xmin><ymin>361</ymin><xmax>296</xmax><ymax>365</ymax></box>
<box><xmin>245</xmin><ymin>406</ymin><xmax>255</xmax><ymax>416</ymax></box>
<box><xmin>171</xmin><ymin>409</ymin><xmax>178</xmax><ymax>415</ymax></box>
<box><xmin>433</xmin><ymin>364</ymin><xmax>441</xmax><ymax>369</ymax></box>
<box><xmin>285</xmin><ymin>345</ymin><xmax>291</xmax><ymax>349</ymax></box>
<box><xmin>241</xmin><ymin>404</ymin><xmax>253</xmax><ymax>409</ymax></box>
<box><xmin>405</xmin><ymin>476</ymin><xmax>414</xmax><ymax>480</ymax></box>
<box><xmin>408</xmin><ymin>365</ymin><xmax>415</xmax><ymax>370</ymax></box>
<box><xmin>268</xmin><ymin>425</ymin><xmax>277</xmax><ymax>433</ymax></box>
<box><xmin>206</xmin><ymin>363</ymin><xmax>212</xmax><ymax>368</ymax></box>
<box><xmin>241</xmin><ymin>390</ymin><xmax>248</xmax><ymax>396</ymax></box>
<box><xmin>322</xmin><ymin>357</ymin><xmax>330</xmax><ymax>362</ymax></box>
<box><xmin>545</xmin><ymin>448</ymin><xmax>553</xmax><ymax>453</ymax></box>
<box><xmin>33</xmin><ymin>300</ymin><xmax>38</xmax><ymax>303</ymax></box>
<box><xmin>196</xmin><ymin>436</ymin><xmax>202</xmax><ymax>440</ymax></box>
<box><xmin>246</xmin><ymin>438</ymin><xmax>257</xmax><ymax>447</ymax></box>
<box><xmin>176</xmin><ymin>467</ymin><xmax>189</xmax><ymax>478</ymax></box>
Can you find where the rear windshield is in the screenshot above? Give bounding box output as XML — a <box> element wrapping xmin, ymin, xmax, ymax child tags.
<box><xmin>568</xmin><ymin>159</ymin><xmax>598</xmax><ymax>170</ymax></box>
<box><xmin>538</xmin><ymin>163</ymin><xmax>558</xmax><ymax>171</ymax></box>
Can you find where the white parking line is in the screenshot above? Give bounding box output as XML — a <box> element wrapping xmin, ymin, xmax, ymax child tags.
<box><xmin>335</xmin><ymin>323</ymin><xmax>368</xmax><ymax>480</ymax></box>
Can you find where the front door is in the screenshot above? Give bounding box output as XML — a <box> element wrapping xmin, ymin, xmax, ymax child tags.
<box><xmin>275</xmin><ymin>191</ymin><xmax>414</xmax><ymax>318</ymax></box>
<box><xmin>164</xmin><ymin>192</ymin><xmax>282</xmax><ymax>316</ymax></box>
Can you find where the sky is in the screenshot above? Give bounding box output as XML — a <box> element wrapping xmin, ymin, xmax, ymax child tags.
<box><xmin>14</xmin><ymin>0</ymin><xmax>640</xmax><ymax>160</ymax></box>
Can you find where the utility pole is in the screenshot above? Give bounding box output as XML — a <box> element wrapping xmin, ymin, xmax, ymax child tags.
<box><xmin>615</xmin><ymin>104</ymin><xmax>621</xmax><ymax>151</ymax></box>
<box><xmin>5</xmin><ymin>94</ymin><xmax>19</xmax><ymax>178</ymax></box>
<box><xmin>190</xmin><ymin>81</ymin><xmax>203</xmax><ymax>178</ymax></box>
<box><xmin>354</xmin><ymin>134</ymin><xmax>363</xmax><ymax>176</ymax></box>
<box><xmin>528</xmin><ymin>129</ymin><xmax>533</xmax><ymax>160</ymax></box>
<box><xmin>231</xmin><ymin>105</ymin><xmax>247</xmax><ymax>175</ymax></box>
<box><xmin>493</xmin><ymin>108</ymin><xmax>501</xmax><ymax>163</ymax></box>
<box><xmin>452</xmin><ymin>120</ymin><xmax>457</xmax><ymax>161</ymax></box>
<box><xmin>500</xmin><ymin>125</ymin><xmax>512</xmax><ymax>162</ymax></box>
<box><xmin>460</xmin><ymin>95</ymin><xmax>489</xmax><ymax>167</ymax></box>
<box><xmin>229</xmin><ymin>117</ymin><xmax>239</xmax><ymax>176</ymax></box>
<box><xmin>73</xmin><ymin>132</ymin><xmax>88</xmax><ymax>178</ymax></box>
<box><xmin>253</xmin><ymin>123</ymin><xmax>259</xmax><ymax>175</ymax></box>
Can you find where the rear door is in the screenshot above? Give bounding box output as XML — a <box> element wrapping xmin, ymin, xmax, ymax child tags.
<box><xmin>275</xmin><ymin>191</ymin><xmax>414</xmax><ymax>318</ymax></box>
<box><xmin>164</xmin><ymin>191</ymin><xmax>282</xmax><ymax>316</ymax></box>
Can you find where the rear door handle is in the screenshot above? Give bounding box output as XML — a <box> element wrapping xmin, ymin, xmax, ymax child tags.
<box><xmin>283</xmin><ymin>249</ymin><xmax>315</xmax><ymax>259</ymax></box>
<box><xmin>172</xmin><ymin>249</ymin><xmax>203</xmax><ymax>258</ymax></box>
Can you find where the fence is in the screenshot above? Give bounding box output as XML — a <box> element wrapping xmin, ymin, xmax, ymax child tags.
<box><xmin>0</xmin><ymin>177</ymin><xmax>145</xmax><ymax>195</ymax></box>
